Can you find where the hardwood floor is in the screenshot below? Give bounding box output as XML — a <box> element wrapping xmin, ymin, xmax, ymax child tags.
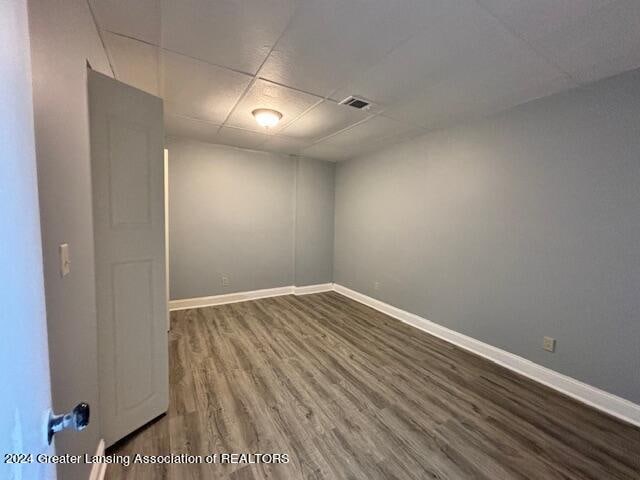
<box><xmin>106</xmin><ymin>291</ymin><xmax>640</xmax><ymax>479</ymax></box>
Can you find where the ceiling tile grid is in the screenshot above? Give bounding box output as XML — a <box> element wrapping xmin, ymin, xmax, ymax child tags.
<box><xmin>161</xmin><ymin>51</ymin><xmax>253</xmax><ymax>125</ymax></box>
<box><xmin>522</xmin><ymin>0</ymin><xmax>640</xmax><ymax>84</ymax></box>
<box><xmin>164</xmin><ymin>114</ymin><xmax>221</xmax><ymax>144</ymax></box>
<box><xmin>160</xmin><ymin>0</ymin><xmax>298</xmax><ymax>74</ymax></box>
<box><xmin>102</xmin><ymin>31</ymin><xmax>161</xmax><ymax>96</ymax></box>
<box><xmin>258</xmin><ymin>0</ymin><xmax>445</xmax><ymax>98</ymax></box>
<box><xmin>94</xmin><ymin>0</ymin><xmax>640</xmax><ymax>161</ymax></box>
<box><xmin>224</xmin><ymin>78</ymin><xmax>323</xmax><ymax>132</ymax></box>
<box><xmin>280</xmin><ymin>100</ymin><xmax>374</xmax><ymax>142</ymax></box>
<box><xmin>333</xmin><ymin>0</ymin><xmax>573</xmax><ymax>108</ymax></box>
<box><xmin>165</xmin><ymin>114</ymin><xmax>269</xmax><ymax>150</ymax></box>
<box><xmin>90</xmin><ymin>0</ymin><xmax>161</xmax><ymax>44</ymax></box>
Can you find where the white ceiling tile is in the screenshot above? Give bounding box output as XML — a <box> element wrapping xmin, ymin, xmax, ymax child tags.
<box><xmin>385</xmin><ymin>63</ymin><xmax>573</xmax><ymax>131</ymax></box>
<box><xmin>303</xmin><ymin>115</ymin><xmax>424</xmax><ymax>160</ymax></box>
<box><xmin>225</xmin><ymin>79</ymin><xmax>322</xmax><ymax>132</ymax></box>
<box><xmin>165</xmin><ymin>114</ymin><xmax>221</xmax><ymax>144</ymax></box>
<box><xmin>280</xmin><ymin>100</ymin><xmax>372</xmax><ymax>142</ymax></box>
<box><xmin>102</xmin><ymin>0</ymin><xmax>640</xmax><ymax>155</ymax></box>
<box><xmin>260</xmin><ymin>0</ymin><xmax>447</xmax><ymax>97</ymax></box>
<box><xmin>165</xmin><ymin>114</ymin><xmax>267</xmax><ymax>149</ymax></box>
<box><xmin>334</xmin><ymin>0</ymin><xmax>568</xmax><ymax>109</ymax></box>
<box><xmin>322</xmin><ymin>115</ymin><xmax>423</xmax><ymax>148</ymax></box>
<box><xmin>525</xmin><ymin>0</ymin><xmax>640</xmax><ymax>84</ymax></box>
<box><xmin>476</xmin><ymin>0</ymin><xmax>616</xmax><ymax>42</ymax></box>
<box><xmin>299</xmin><ymin>142</ymin><xmax>345</xmax><ymax>162</ymax></box>
<box><xmin>262</xmin><ymin>135</ymin><xmax>311</xmax><ymax>155</ymax></box>
<box><xmin>103</xmin><ymin>32</ymin><xmax>160</xmax><ymax>96</ymax></box>
<box><xmin>90</xmin><ymin>0</ymin><xmax>161</xmax><ymax>44</ymax></box>
<box><xmin>162</xmin><ymin>51</ymin><xmax>252</xmax><ymax>125</ymax></box>
<box><xmin>216</xmin><ymin>127</ymin><xmax>268</xmax><ymax>150</ymax></box>
<box><xmin>160</xmin><ymin>0</ymin><xmax>297</xmax><ymax>74</ymax></box>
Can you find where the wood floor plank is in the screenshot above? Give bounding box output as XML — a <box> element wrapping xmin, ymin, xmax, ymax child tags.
<box><xmin>106</xmin><ymin>292</ymin><xmax>640</xmax><ymax>479</ymax></box>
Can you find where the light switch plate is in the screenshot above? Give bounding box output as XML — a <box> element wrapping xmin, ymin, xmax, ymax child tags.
<box><xmin>543</xmin><ymin>336</ymin><xmax>556</xmax><ymax>352</ymax></box>
<box><xmin>59</xmin><ymin>243</ymin><xmax>70</xmax><ymax>277</ymax></box>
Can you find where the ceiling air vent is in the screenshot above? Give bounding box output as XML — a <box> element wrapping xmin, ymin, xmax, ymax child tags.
<box><xmin>339</xmin><ymin>95</ymin><xmax>372</xmax><ymax>110</ymax></box>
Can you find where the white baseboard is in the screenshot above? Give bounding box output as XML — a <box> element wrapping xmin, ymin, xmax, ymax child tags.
<box><xmin>294</xmin><ymin>283</ymin><xmax>334</xmax><ymax>295</ymax></box>
<box><xmin>333</xmin><ymin>283</ymin><xmax>640</xmax><ymax>428</ymax></box>
<box><xmin>88</xmin><ymin>439</ymin><xmax>107</xmax><ymax>480</ymax></box>
<box><xmin>169</xmin><ymin>283</ymin><xmax>334</xmax><ymax>311</ymax></box>
<box><xmin>169</xmin><ymin>286</ymin><xmax>294</xmax><ymax>311</ymax></box>
<box><xmin>168</xmin><ymin>281</ymin><xmax>639</xmax><ymax>426</ymax></box>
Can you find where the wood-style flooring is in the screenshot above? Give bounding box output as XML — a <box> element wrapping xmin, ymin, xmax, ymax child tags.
<box><xmin>106</xmin><ymin>291</ymin><xmax>640</xmax><ymax>479</ymax></box>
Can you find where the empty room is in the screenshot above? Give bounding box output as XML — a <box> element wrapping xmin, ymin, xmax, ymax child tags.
<box><xmin>2</xmin><ymin>0</ymin><xmax>640</xmax><ymax>479</ymax></box>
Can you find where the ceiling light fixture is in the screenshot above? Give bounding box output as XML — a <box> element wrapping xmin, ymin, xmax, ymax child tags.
<box><xmin>252</xmin><ymin>108</ymin><xmax>282</xmax><ymax>128</ymax></box>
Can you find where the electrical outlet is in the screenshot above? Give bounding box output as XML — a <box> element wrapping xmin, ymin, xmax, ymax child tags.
<box><xmin>221</xmin><ymin>275</ymin><xmax>230</xmax><ymax>287</ymax></box>
<box><xmin>543</xmin><ymin>336</ymin><xmax>556</xmax><ymax>352</ymax></box>
<box><xmin>374</xmin><ymin>281</ymin><xmax>380</xmax><ymax>291</ymax></box>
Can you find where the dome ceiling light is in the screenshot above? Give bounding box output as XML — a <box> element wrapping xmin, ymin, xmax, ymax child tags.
<box><xmin>252</xmin><ymin>108</ymin><xmax>283</xmax><ymax>128</ymax></box>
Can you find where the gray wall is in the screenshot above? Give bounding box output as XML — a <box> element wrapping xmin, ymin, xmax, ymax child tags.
<box><xmin>168</xmin><ymin>138</ymin><xmax>334</xmax><ymax>300</ymax></box>
<box><xmin>168</xmin><ymin>139</ymin><xmax>295</xmax><ymax>299</ymax></box>
<box><xmin>27</xmin><ymin>0</ymin><xmax>113</xmax><ymax>478</ymax></box>
<box><xmin>295</xmin><ymin>158</ymin><xmax>335</xmax><ymax>286</ymax></box>
<box><xmin>334</xmin><ymin>69</ymin><xmax>640</xmax><ymax>404</ymax></box>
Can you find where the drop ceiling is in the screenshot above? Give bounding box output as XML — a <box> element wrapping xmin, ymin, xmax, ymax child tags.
<box><xmin>91</xmin><ymin>0</ymin><xmax>640</xmax><ymax>161</ymax></box>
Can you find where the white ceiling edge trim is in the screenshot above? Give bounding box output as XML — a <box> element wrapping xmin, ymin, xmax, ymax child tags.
<box><xmin>306</xmin><ymin>111</ymin><xmax>381</xmax><ymax>145</ymax></box>
<box><xmin>472</xmin><ymin>0</ymin><xmax>580</xmax><ymax>87</ymax></box>
<box><xmin>164</xmin><ymin>132</ymin><xmax>336</xmax><ymax>163</ymax></box>
<box><xmin>333</xmin><ymin>284</ymin><xmax>640</xmax><ymax>428</ymax></box>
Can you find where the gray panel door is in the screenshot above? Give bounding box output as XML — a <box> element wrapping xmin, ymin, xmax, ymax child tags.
<box><xmin>88</xmin><ymin>70</ymin><xmax>168</xmax><ymax>447</ymax></box>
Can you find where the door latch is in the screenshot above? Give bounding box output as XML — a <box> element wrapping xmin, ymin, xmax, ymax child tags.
<box><xmin>48</xmin><ymin>402</ymin><xmax>90</xmax><ymax>444</ymax></box>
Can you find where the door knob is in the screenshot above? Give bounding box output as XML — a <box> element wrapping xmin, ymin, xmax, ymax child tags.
<box><xmin>48</xmin><ymin>402</ymin><xmax>90</xmax><ymax>444</ymax></box>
